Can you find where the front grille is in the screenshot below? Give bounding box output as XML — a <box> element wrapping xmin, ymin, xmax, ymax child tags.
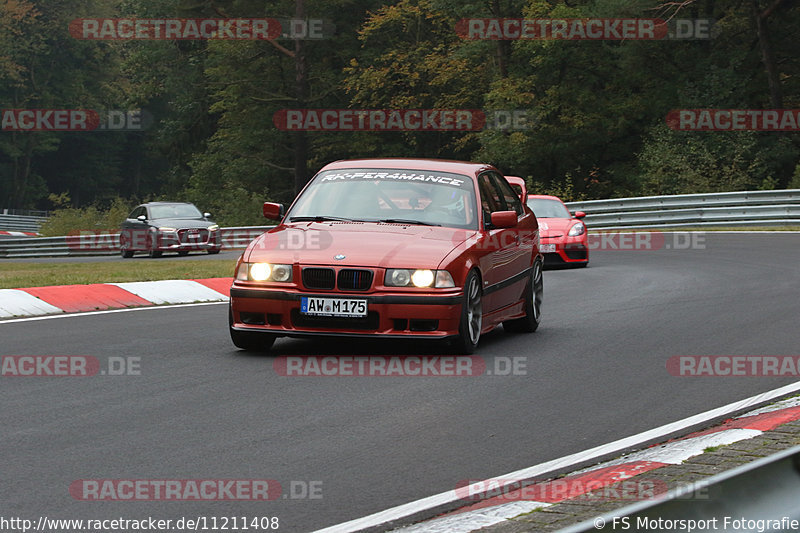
<box><xmin>565</xmin><ymin>248</ymin><xmax>588</xmax><ymax>260</ymax></box>
<box><xmin>303</xmin><ymin>268</ymin><xmax>336</xmax><ymax>290</ymax></box>
<box><xmin>178</xmin><ymin>228</ymin><xmax>209</xmax><ymax>244</ymax></box>
<box><xmin>337</xmin><ymin>269</ymin><xmax>373</xmax><ymax>291</ymax></box>
<box><xmin>291</xmin><ymin>309</ymin><xmax>380</xmax><ymax>330</ymax></box>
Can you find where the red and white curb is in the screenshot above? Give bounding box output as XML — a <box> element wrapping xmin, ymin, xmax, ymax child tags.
<box><xmin>0</xmin><ymin>278</ymin><xmax>231</xmax><ymax>318</ymax></box>
<box><xmin>0</xmin><ymin>230</ymin><xmax>39</xmax><ymax>237</ymax></box>
<box><xmin>386</xmin><ymin>396</ymin><xmax>800</xmax><ymax>533</ymax></box>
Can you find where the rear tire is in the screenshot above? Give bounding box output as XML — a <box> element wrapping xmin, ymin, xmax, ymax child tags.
<box><xmin>229</xmin><ymin>307</ymin><xmax>276</xmax><ymax>351</ymax></box>
<box><xmin>451</xmin><ymin>270</ymin><xmax>482</xmax><ymax>354</ymax></box>
<box><xmin>207</xmin><ymin>248</ymin><xmax>221</xmax><ymax>255</ymax></box>
<box><xmin>119</xmin><ymin>232</ymin><xmax>134</xmax><ymax>258</ymax></box>
<box><xmin>503</xmin><ymin>260</ymin><xmax>543</xmax><ymax>333</ymax></box>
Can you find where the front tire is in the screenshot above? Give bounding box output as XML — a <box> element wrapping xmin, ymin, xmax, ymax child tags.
<box><xmin>229</xmin><ymin>307</ymin><xmax>275</xmax><ymax>351</ymax></box>
<box><xmin>504</xmin><ymin>261</ymin><xmax>543</xmax><ymax>333</ymax></box>
<box><xmin>452</xmin><ymin>270</ymin><xmax>482</xmax><ymax>354</ymax></box>
<box><xmin>147</xmin><ymin>230</ymin><xmax>163</xmax><ymax>258</ymax></box>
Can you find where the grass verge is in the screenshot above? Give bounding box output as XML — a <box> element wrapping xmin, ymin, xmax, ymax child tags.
<box><xmin>0</xmin><ymin>259</ymin><xmax>236</xmax><ymax>289</ymax></box>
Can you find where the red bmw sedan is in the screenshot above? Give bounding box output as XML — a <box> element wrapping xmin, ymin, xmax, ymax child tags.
<box><xmin>526</xmin><ymin>194</ymin><xmax>589</xmax><ymax>267</ymax></box>
<box><xmin>229</xmin><ymin>159</ymin><xmax>543</xmax><ymax>354</ymax></box>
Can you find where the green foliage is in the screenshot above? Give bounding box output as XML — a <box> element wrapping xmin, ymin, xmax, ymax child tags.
<box><xmin>526</xmin><ymin>174</ymin><xmax>587</xmax><ymax>202</ymax></box>
<box><xmin>39</xmin><ymin>197</ymin><xmax>132</xmax><ymax>236</ymax></box>
<box><xmin>789</xmin><ymin>165</ymin><xmax>800</xmax><ymax>189</ymax></box>
<box><xmin>639</xmin><ymin>124</ymin><xmax>798</xmax><ymax>195</ymax></box>
<box><xmin>3</xmin><ymin>0</ymin><xmax>800</xmax><ymax>214</ymax></box>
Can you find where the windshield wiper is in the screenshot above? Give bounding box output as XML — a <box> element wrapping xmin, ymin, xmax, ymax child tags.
<box><xmin>289</xmin><ymin>216</ymin><xmax>356</xmax><ymax>222</ymax></box>
<box><xmin>375</xmin><ymin>218</ymin><xmax>441</xmax><ymax>227</ymax></box>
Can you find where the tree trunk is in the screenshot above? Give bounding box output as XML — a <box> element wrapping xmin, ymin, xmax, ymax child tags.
<box><xmin>293</xmin><ymin>0</ymin><xmax>310</xmax><ymax>195</ymax></box>
<box><xmin>753</xmin><ymin>0</ymin><xmax>785</xmax><ymax>108</ymax></box>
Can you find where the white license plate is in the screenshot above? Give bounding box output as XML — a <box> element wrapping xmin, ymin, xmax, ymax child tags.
<box><xmin>540</xmin><ymin>243</ymin><xmax>556</xmax><ymax>253</ymax></box>
<box><xmin>301</xmin><ymin>297</ymin><xmax>367</xmax><ymax>318</ymax></box>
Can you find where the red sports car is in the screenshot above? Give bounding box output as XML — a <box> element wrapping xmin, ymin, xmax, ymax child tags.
<box><xmin>229</xmin><ymin>159</ymin><xmax>543</xmax><ymax>353</ymax></box>
<box><xmin>526</xmin><ymin>194</ymin><xmax>588</xmax><ymax>267</ymax></box>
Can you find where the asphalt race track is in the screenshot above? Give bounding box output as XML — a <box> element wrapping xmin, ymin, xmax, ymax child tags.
<box><xmin>2</xmin><ymin>233</ymin><xmax>799</xmax><ymax>532</ymax></box>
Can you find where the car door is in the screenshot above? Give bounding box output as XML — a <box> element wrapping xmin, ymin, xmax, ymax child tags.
<box><xmin>490</xmin><ymin>173</ymin><xmax>535</xmax><ymax>304</ymax></box>
<box><xmin>484</xmin><ymin>172</ymin><xmax>534</xmax><ymax>309</ymax></box>
<box><xmin>124</xmin><ymin>206</ymin><xmax>149</xmax><ymax>250</ymax></box>
<box><xmin>475</xmin><ymin>171</ymin><xmax>522</xmax><ymax>314</ymax></box>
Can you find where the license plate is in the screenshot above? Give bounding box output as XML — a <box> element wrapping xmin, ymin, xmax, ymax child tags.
<box><xmin>301</xmin><ymin>297</ymin><xmax>367</xmax><ymax>318</ymax></box>
<box><xmin>540</xmin><ymin>243</ymin><xmax>556</xmax><ymax>253</ymax></box>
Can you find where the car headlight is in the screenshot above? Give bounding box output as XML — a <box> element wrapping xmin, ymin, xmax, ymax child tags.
<box><xmin>568</xmin><ymin>222</ymin><xmax>585</xmax><ymax>236</ymax></box>
<box><xmin>236</xmin><ymin>262</ymin><xmax>293</xmax><ymax>282</ymax></box>
<box><xmin>385</xmin><ymin>269</ymin><xmax>455</xmax><ymax>288</ymax></box>
<box><xmin>158</xmin><ymin>226</ymin><xmax>177</xmax><ymax>232</ymax></box>
<box><xmin>207</xmin><ymin>224</ymin><xmax>219</xmax><ymax>231</ymax></box>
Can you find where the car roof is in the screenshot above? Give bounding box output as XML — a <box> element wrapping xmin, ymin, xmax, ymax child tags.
<box><xmin>320</xmin><ymin>158</ymin><xmax>496</xmax><ymax>176</ymax></box>
<box><xmin>140</xmin><ymin>201</ymin><xmax>196</xmax><ymax>207</ymax></box>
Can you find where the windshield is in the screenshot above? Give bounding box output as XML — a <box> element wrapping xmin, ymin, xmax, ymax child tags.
<box><xmin>287</xmin><ymin>169</ymin><xmax>479</xmax><ymax>229</ymax></box>
<box><xmin>526</xmin><ymin>198</ymin><xmax>571</xmax><ymax>218</ymax></box>
<box><xmin>149</xmin><ymin>204</ymin><xmax>203</xmax><ymax>219</ymax></box>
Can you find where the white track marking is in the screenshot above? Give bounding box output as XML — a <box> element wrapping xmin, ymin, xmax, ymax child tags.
<box><xmin>389</xmin><ymin>501</ymin><xmax>550</xmax><ymax>533</ymax></box>
<box><xmin>312</xmin><ymin>381</ymin><xmax>800</xmax><ymax>533</ymax></box>
<box><xmin>0</xmin><ymin>301</ymin><xmax>227</xmax><ymax>324</ymax></box>
<box><xmin>110</xmin><ymin>280</ymin><xmax>228</xmax><ymax>304</ymax></box>
<box><xmin>0</xmin><ymin>289</ymin><xmax>63</xmax><ymax>318</ymax></box>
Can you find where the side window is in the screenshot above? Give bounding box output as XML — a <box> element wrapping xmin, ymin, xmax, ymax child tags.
<box><xmin>129</xmin><ymin>207</ymin><xmax>144</xmax><ymax>219</ymax></box>
<box><xmin>477</xmin><ymin>173</ymin><xmax>502</xmax><ymax>215</ymax></box>
<box><xmin>492</xmin><ymin>174</ymin><xmax>523</xmax><ymax>216</ymax></box>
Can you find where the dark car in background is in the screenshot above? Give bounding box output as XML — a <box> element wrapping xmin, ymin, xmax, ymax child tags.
<box><xmin>119</xmin><ymin>202</ymin><xmax>222</xmax><ymax>258</ymax></box>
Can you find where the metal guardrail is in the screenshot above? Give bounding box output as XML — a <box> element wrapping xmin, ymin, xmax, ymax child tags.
<box><xmin>564</xmin><ymin>189</ymin><xmax>800</xmax><ymax>229</ymax></box>
<box><xmin>2</xmin><ymin>189</ymin><xmax>799</xmax><ymax>257</ymax></box>
<box><xmin>0</xmin><ymin>227</ymin><xmax>274</xmax><ymax>258</ymax></box>
<box><xmin>560</xmin><ymin>444</ymin><xmax>800</xmax><ymax>533</ymax></box>
<box><xmin>1</xmin><ymin>208</ymin><xmax>50</xmax><ymax>217</ymax></box>
<box><xmin>0</xmin><ymin>214</ymin><xmax>47</xmax><ymax>233</ymax></box>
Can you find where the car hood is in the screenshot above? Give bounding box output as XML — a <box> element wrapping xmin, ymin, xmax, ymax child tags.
<box><xmin>245</xmin><ymin>221</ymin><xmax>473</xmax><ymax>269</ymax></box>
<box><xmin>537</xmin><ymin>217</ymin><xmax>578</xmax><ymax>237</ymax></box>
<box><xmin>151</xmin><ymin>218</ymin><xmax>215</xmax><ymax>229</ymax></box>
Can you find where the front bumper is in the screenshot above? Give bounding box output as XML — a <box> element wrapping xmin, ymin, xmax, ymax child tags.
<box><xmin>155</xmin><ymin>230</ymin><xmax>221</xmax><ymax>251</ymax></box>
<box><xmin>541</xmin><ymin>235</ymin><xmax>589</xmax><ymax>264</ymax></box>
<box><xmin>230</xmin><ymin>285</ymin><xmax>464</xmax><ymax>339</ymax></box>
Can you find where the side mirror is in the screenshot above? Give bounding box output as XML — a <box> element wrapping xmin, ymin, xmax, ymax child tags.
<box><xmin>263</xmin><ymin>202</ymin><xmax>285</xmax><ymax>220</ymax></box>
<box><xmin>490</xmin><ymin>210</ymin><xmax>518</xmax><ymax>229</ymax></box>
<box><xmin>574</xmin><ymin>211</ymin><xmax>586</xmax><ymax>219</ymax></box>
<box><xmin>203</xmin><ymin>212</ymin><xmax>212</xmax><ymax>219</ymax></box>
<box><xmin>137</xmin><ymin>215</ymin><xmax>147</xmax><ymax>222</ymax></box>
